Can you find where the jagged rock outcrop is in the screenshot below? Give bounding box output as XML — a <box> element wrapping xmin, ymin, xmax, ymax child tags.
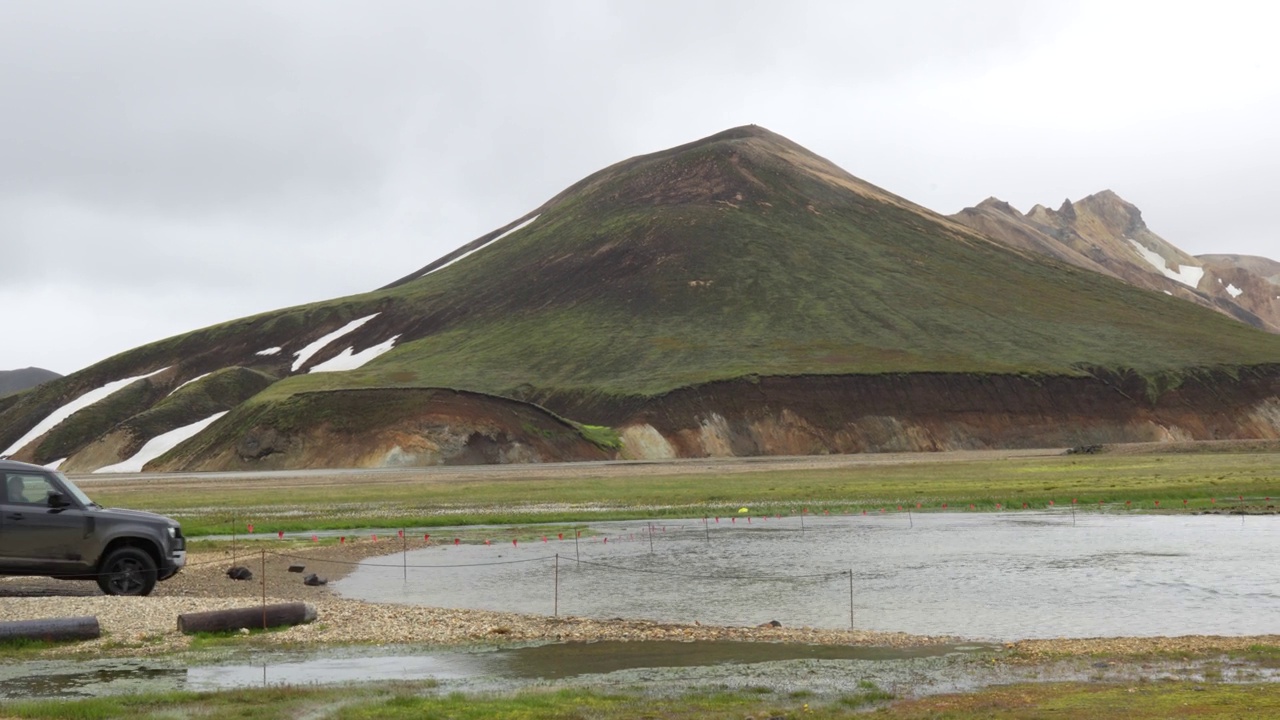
<box><xmin>953</xmin><ymin>191</ymin><xmax>1280</xmax><ymax>333</ymax></box>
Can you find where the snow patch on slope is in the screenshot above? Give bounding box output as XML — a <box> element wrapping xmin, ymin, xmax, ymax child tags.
<box><xmin>1</xmin><ymin>367</ymin><xmax>170</xmax><ymax>457</ymax></box>
<box><xmin>291</xmin><ymin>314</ymin><xmax>380</xmax><ymax>372</ymax></box>
<box><xmin>170</xmin><ymin>372</ymin><xmax>211</xmax><ymax>395</ymax></box>
<box><xmin>1226</xmin><ymin>283</ymin><xmax>1243</xmax><ymax>298</ymax></box>
<box><xmin>1125</xmin><ymin>239</ymin><xmax>1204</xmax><ymax>289</ymax></box>
<box><xmin>309</xmin><ymin>335</ymin><xmax>401</xmax><ymax>373</ymax></box>
<box><xmin>95</xmin><ymin>412</ymin><xmax>229</xmax><ymax>474</ymax></box>
<box><xmin>256</xmin><ymin>347</ymin><xmax>282</xmax><ymax>356</ymax></box>
<box><xmin>44</xmin><ymin>458</ymin><xmax>66</xmax><ymax>470</ymax></box>
<box><xmin>421</xmin><ymin>214</ymin><xmax>540</xmax><ymax>278</ymax></box>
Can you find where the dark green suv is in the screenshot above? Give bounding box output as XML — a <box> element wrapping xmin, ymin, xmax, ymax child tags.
<box><xmin>0</xmin><ymin>459</ymin><xmax>186</xmax><ymax>596</ymax></box>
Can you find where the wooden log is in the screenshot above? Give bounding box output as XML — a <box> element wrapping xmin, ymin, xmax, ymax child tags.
<box><xmin>0</xmin><ymin>616</ymin><xmax>100</xmax><ymax>642</ymax></box>
<box><xmin>177</xmin><ymin>602</ymin><xmax>317</xmax><ymax>634</ymax></box>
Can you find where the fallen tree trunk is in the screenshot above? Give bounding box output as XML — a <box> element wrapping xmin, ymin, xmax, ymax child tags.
<box><xmin>177</xmin><ymin>602</ymin><xmax>317</xmax><ymax>634</ymax></box>
<box><xmin>0</xmin><ymin>616</ymin><xmax>100</xmax><ymax>643</ymax></box>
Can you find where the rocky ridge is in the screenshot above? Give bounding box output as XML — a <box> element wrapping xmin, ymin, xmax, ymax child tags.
<box><xmin>951</xmin><ymin>191</ymin><xmax>1280</xmax><ymax>333</ymax></box>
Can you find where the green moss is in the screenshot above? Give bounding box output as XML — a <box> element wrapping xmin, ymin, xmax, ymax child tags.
<box><xmin>33</xmin><ymin>378</ymin><xmax>167</xmax><ymax>463</ymax></box>
<box><xmin>575</xmin><ymin>423</ymin><xmax>622</xmax><ymax>451</ymax></box>
<box><xmin>118</xmin><ymin>367</ymin><xmax>276</xmax><ymax>445</ymax></box>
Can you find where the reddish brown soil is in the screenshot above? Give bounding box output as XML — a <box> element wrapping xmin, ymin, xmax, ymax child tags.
<box><xmin>549</xmin><ymin>367</ymin><xmax>1280</xmax><ymax>457</ymax></box>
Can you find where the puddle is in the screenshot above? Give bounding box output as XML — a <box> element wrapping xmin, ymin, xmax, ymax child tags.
<box><xmin>0</xmin><ymin>661</ymin><xmax>186</xmax><ymax>699</ymax></box>
<box><xmin>186</xmin><ymin>652</ymin><xmax>485</xmax><ymax>690</ymax></box>
<box><xmin>483</xmin><ymin>640</ymin><xmax>981</xmax><ymax>680</ymax></box>
<box><xmin>335</xmin><ymin>513</ymin><xmax>1280</xmax><ymax>640</ymax></box>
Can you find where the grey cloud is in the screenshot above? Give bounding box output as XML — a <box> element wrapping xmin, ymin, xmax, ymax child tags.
<box><xmin>1</xmin><ymin>0</ymin><xmax>1276</xmax><ymax>373</ymax></box>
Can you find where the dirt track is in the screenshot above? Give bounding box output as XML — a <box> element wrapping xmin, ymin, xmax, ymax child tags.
<box><xmin>71</xmin><ymin>447</ymin><xmax>1066</xmax><ymax>495</ymax></box>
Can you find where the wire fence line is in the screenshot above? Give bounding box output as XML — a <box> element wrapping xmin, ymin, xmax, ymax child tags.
<box><xmin>266</xmin><ymin>549</ymin><xmax>557</xmax><ymax>569</ymax></box>
<box><xmin>570</xmin><ymin>556</ymin><xmax>849</xmax><ymax>582</ymax></box>
<box><xmin>256</xmin><ymin>544</ymin><xmax>860</xmax><ymax>628</ymax></box>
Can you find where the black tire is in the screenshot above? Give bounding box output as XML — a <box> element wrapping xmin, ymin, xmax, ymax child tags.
<box><xmin>96</xmin><ymin>546</ymin><xmax>158</xmax><ymax>596</ymax></box>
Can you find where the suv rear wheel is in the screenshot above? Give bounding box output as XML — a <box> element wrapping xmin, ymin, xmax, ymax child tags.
<box><xmin>97</xmin><ymin>547</ymin><xmax>158</xmax><ymax>596</ymax></box>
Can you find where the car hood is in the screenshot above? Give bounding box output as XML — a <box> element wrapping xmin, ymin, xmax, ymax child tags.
<box><xmin>94</xmin><ymin>507</ymin><xmax>178</xmax><ymax>527</ymax></box>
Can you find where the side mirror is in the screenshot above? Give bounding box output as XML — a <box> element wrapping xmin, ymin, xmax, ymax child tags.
<box><xmin>47</xmin><ymin>492</ymin><xmax>69</xmax><ymax>509</ymax></box>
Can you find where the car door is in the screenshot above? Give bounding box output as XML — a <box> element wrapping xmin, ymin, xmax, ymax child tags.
<box><xmin>0</xmin><ymin>470</ymin><xmax>91</xmax><ymax>571</ymax></box>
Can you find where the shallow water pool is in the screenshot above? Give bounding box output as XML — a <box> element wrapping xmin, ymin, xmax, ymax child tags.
<box><xmin>336</xmin><ymin>511</ymin><xmax>1280</xmax><ymax>640</ymax></box>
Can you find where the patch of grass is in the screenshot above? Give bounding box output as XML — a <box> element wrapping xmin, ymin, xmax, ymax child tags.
<box><xmin>881</xmin><ymin>681</ymin><xmax>1280</xmax><ymax>719</ymax></box>
<box><xmin>8</xmin><ymin>681</ymin><xmax>1277</xmax><ymax>719</ymax></box>
<box><xmin>575</xmin><ymin>423</ymin><xmax>622</xmax><ymax>451</ymax></box>
<box><xmin>0</xmin><ymin>637</ymin><xmax>66</xmax><ymax>659</ymax></box>
<box><xmin>1234</xmin><ymin>644</ymin><xmax>1280</xmax><ymax>668</ymax></box>
<box><xmin>187</xmin><ymin>625</ymin><xmax>292</xmax><ymax>651</ymax></box>
<box><xmin>1</xmin><ymin>686</ymin><xmax>364</xmax><ymax>720</ymax></box>
<box><xmin>89</xmin><ymin>451</ymin><xmax>1280</xmax><ymax>536</ymax></box>
<box><xmin>0</xmin><ymin>685</ymin><xmax>871</xmax><ymax>720</ymax></box>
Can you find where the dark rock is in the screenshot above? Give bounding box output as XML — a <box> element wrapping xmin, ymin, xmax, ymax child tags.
<box><xmin>758</xmin><ymin>620</ymin><xmax>782</xmax><ymax>628</ymax></box>
<box><xmin>303</xmin><ymin>573</ymin><xmax>328</xmax><ymax>586</ymax></box>
<box><xmin>226</xmin><ymin>566</ymin><xmax>253</xmax><ymax>581</ymax></box>
<box><xmin>287</xmin><ymin>565</ymin><xmax>306</xmax><ymax>573</ymax></box>
<box><xmin>237</xmin><ymin>427</ymin><xmax>293</xmax><ymax>461</ymax></box>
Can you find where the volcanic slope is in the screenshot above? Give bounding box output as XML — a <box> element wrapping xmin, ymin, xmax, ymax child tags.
<box><xmin>951</xmin><ymin>192</ymin><xmax>1280</xmax><ymax>333</ymax></box>
<box><xmin>4</xmin><ymin>125</ymin><xmax>1280</xmax><ymax>470</ymax></box>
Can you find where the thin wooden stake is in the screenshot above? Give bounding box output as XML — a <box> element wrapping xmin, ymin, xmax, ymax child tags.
<box><xmin>575</xmin><ymin>528</ymin><xmax>580</xmax><ymax>564</ymax></box>
<box><xmin>402</xmin><ymin>532</ymin><xmax>408</xmax><ymax>583</ymax></box>
<box><xmin>848</xmin><ymin>570</ymin><xmax>854</xmax><ymax>629</ymax></box>
<box><xmin>554</xmin><ymin>554</ymin><xmax>560</xmax><ymax>617</ymax></box>
<box><xmin>648</xmin><ymin>523</ymin><xmax>654</xmax><ymax>554</ymax></box>
<box><xmin>704</xmin><ymin>516</ymin><xmax>710</xmax><ymax>543</ymax></box>
<box><xmin>260</xmin><ymin>549</ymin><xmax>267</xmax><ymax>630</ymax></box>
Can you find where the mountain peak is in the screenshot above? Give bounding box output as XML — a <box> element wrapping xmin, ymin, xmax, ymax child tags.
<box><xmin>1073</xmin><ymin>190</ymin><xmax>1146</xmax><ymax>235</ymax></box>
<box><xmin>1057</xmin><ymin>198</ymin><xmax>1076</xmax><ymax>220</ymax></box>
<box><xmin>974</xmin><ymin>197</ymin><xmax>1022</xmax><ymax>216</ymax></box>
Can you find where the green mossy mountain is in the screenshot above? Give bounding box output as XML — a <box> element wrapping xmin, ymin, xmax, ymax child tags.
<box><xmin>4</xmin><ymin>126</ymin><xmax>1280</xmax><ymax>469</ymax></box>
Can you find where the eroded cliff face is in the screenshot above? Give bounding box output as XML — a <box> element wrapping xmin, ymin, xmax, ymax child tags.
<box><xmin>597</xmin><ymin>369</ymin><xmax>1280</xmax><ymax>459</ymax></box>
<box><xmin>104</xmin><ymin>367</ymin><xmax>1280</xmax><ymax>469</ymax></box>
<box><xmin>146</xmin><ymin>388</ymin><xmax>613</xmax><ymax>472</ymax></box>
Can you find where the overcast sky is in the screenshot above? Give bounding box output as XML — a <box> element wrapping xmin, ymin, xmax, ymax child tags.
<box><xmin>3</xmin><ymin>1</ymin><xmax>1277</xmax><ymax>375</ymax></box>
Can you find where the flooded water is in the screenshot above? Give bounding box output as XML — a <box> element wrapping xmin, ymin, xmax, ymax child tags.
<box><xmin>0</xmin><ymin>641</ymin><xmax>986</xmax><ymax>699</ymax></box>
<box><xmin>336</xmin><ymin>512</ymin><xmax>1280</xmax><ymax>640</ymax></box>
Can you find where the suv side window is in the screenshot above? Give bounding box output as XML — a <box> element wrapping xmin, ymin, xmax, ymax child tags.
<box><xmin>3</xmin><ymin>472</ymin><xmax>56</xmax><ymax>505</ymax></box>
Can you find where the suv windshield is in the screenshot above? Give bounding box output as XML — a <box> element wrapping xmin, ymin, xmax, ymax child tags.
<box><xmin>53</xmin><ymin>471</ymin><xmax>97</xmax><ymax>507</ymax></box>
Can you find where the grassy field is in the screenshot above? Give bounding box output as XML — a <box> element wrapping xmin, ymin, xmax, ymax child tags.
<box><xmin>83</xmin><ymin>451</ymin><xmax>1280</xmax><ymax>536</ymax></box>
<box><xmin>4</xmin><ymin>681</ymin><xmax>1278</xmax><ymax>719</ymax></box>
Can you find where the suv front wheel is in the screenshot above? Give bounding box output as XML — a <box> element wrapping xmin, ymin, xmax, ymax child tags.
<box><xmin>97</xmin><ymin>547</ymin><xmax>158</xmax><ymax>596</ymax></box>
